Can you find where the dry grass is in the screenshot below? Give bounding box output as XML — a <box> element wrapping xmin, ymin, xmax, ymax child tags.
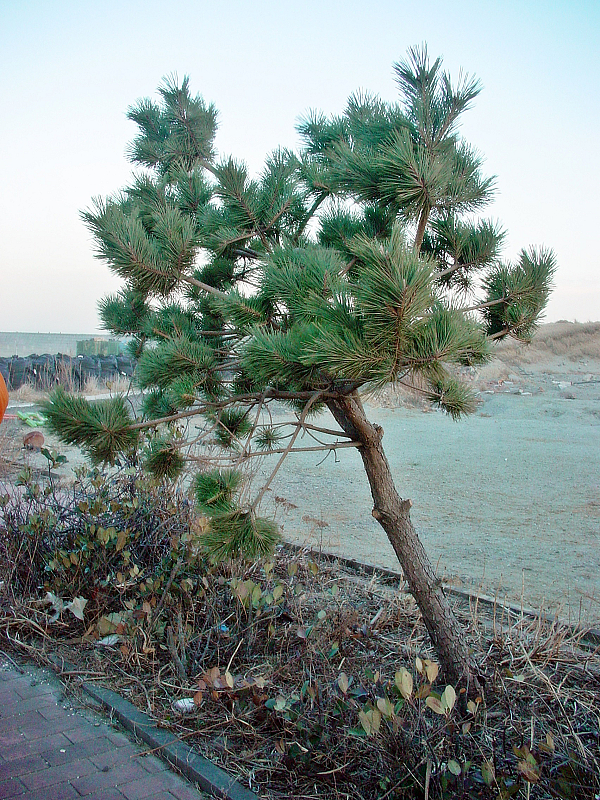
<box><xmin>9</xmin><ymin>383</ymin><xmax>48</xmax><ymax>404</ymax></box>
<box><xmin>370</xmin><ymin>322</ymin><xmax>600</xmax><ymax>406</ymax></box>
<box><xmin>0</xmin><ymin>426</ymin><xmax>16</xmax><ymax>480</ymax></box>
<box><xmin>8</xmin><ymin>374</ymin><xmax>133</xmax><ymax>404</ymax></box>
<box><xmin>0</xmin><ymin>420</ymin><xmax>32</xmax><ymax>481</ymax></box>
<box><xmin>82</xmin><ymin>375</ymin><xmax>133</xmax><ymax>395</ymax></box>
<box><xmin>495</xmin><ymin>322</ymin><xmax>600</xmax><ymax>365</ymax></box>
<box><xmin>0</xmin><ymin>374</ymin><xmax>132</xmax><ymax>482</ymax></box>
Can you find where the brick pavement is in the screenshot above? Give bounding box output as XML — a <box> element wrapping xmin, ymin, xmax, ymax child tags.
<box><xmin>0</xmin><ymin>658</ymin><xmax>207</xmax><ymax>800</ymax></box>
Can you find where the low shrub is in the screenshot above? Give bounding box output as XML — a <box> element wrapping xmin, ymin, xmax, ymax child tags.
<box><xmin>0</xmin><ymin>465</ymin><xmax>192</xmax><ymax>600</ymax></box>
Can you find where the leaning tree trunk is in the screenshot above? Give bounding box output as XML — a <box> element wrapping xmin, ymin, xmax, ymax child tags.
<box><xmin>328</xmin><ymin>392</ymin><xmax>476</xmax><ymax>686</ymax></box>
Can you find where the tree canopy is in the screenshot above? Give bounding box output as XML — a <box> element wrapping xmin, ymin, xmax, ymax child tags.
<box><xmin>45</xmin><ymin>47</ymin><xmax>555</xmax><ymax>681</ymax></box>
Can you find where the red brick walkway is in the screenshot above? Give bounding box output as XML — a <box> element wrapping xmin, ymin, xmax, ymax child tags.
<box><xmin>0</xmin><ymin>658</ymin><xmax>206</xmax><ymax>800</ymax></box>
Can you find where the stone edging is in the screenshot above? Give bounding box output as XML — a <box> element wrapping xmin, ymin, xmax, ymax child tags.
<box><xmin>48</xmin><ymin>655</ymin><xmax>258</xmax><ymax>800</ymax></box>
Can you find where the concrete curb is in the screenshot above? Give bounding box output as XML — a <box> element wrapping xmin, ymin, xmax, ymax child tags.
<box><xmin>48</xmin><ymin>656</ymin><xmax>258</xmax><ymax>800</ymax></box>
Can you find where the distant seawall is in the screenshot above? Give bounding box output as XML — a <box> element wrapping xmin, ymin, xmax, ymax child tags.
<box><xmin>0</xmin><ymin>332</ymin><xmax>107</xmax><ymax>358</ymax></box>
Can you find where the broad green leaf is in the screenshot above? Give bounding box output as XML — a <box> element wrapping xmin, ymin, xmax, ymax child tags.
<box><xmin>481</xmin><ymin>760</ymin><xmax>495</xmax><ymax>786</ymax></box>
<box><xmin>251</xmin><ymin>584</ymin><xmax>262</xmax><ymax>608</ymax></box>
<box><xmin>274</xmin><ymin>695</ymin><xmax>287</xmax><ymax>711</ymax></box>
<box><xmin>424</xmin><ymin>659</ymin><xmax>439</xmax><ymax>683</ymax></box>
<box><xmin>370</xmin><ymin>708</ymin><xmax>382</xmax><ymax>733</ymax></box>
<box><xmin>426</xmin><ymin>694</ymin><xmax>445</xmax><ymax>715</ymax></box>
<box><xmin>97</xmin><ymin>612</ymin><xmax>123</xmax><ymax>636</ymax></box>
<box><xmin>273</xmin><ymin>584</ymin><xmax>284</xmax><ymax>602</ymax></box>
<box><xmin>376</xmin><ymin>697</ymin><xmax>394</xmax><ymax>718</ymax></box>
<box><xmin>395</xmin><ymin>668</ymin><xmax>413</xmax><ymax>699</ymax></box>
<box><xmin>358</xmin><ymin>710</ymin><xmax>372</xmax><ymax>735</ymax></box>
<box><xmin>447</xmin><ymin>760</ymin><xmax>461</xmax><ymax>776</ymax></box>
<box><xmin>358</xmin><ymin>708</ymin><xmax>381</xmax><ymax>736</ymax></box>
<box><xmin>441</xmin><ymin>685</ymin><xmax>456</xmax><ymax>712</ymax></box>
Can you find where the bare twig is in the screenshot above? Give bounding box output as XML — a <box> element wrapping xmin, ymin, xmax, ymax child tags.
<box><xmin>167</xmin><ymin>625</ymin><xmax>188</xmax><ymax>682</ymax></box>
<box><xmin>0</xmin><ymin>649</ymin><xmax>24</xmax><ymax>673</ymax></box>
<box><xmin>240</xmin><ymin>441</ymin><xmax>361</xmax><ymax>460</ymax></box>
<box><xmin>249</xmin><ymin>391</ymin><xmax>324</xmax><ymax>511</ymax></box>
<box><xmin>152</xmin><ymin>556</ymin><xmax>184</xmax><ymax>627</ymax></box>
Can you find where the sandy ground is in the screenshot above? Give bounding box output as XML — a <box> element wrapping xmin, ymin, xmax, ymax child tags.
<box><xmin>259</xmin><ymin>323</ymin><xmax>600</xmax><ymax>624</ymax></box>
<box><xmin>2</xmin><ymin>322</ymin><xmax>599</xmax><ymax>624</ymax></box>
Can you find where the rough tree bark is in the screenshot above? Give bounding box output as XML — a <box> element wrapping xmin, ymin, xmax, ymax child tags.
<box><xmin>327</xmin><ymin>392</ymin><xmax>476</xmax><ymax>686</ymax></box>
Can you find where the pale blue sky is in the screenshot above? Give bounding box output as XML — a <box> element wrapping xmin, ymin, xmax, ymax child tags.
<box><xmin>1</xmin><ymin>0</ymin><xmax>598</xmax><ymax>332</ymax></box>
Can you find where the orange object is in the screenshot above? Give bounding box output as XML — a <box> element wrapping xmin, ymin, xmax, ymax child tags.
<box><xmin>0</xmin><ymin>372</ymin><xmax>8</xmax><ymax>424</ymax></box>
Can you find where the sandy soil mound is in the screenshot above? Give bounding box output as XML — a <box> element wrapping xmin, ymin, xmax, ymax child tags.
<box><xmin>495</xmin><ymin>320</ymin><xmax>600</xmax><ymax>366</ymax></box>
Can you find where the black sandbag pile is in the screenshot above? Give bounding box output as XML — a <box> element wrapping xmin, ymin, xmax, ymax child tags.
<box><xmin>2</xmin><ymin>353</ymin><xmax>136</xmax><ymax>390</ymax></box>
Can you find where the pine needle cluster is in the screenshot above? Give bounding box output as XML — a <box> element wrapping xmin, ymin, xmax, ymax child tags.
<box><xmin>143</xmin><ymin>435</ymin><xmax>186</xmax><ymax>480</ymax></box>
<box><xmin>200</xmin><ymin>511</ymin><xmax>281</xmax><ymax>562</ymax></box>
<box><xmin>193</xmin><ymin>469</ymin><xmax>280</xmax><ymax>560</ymax></box>
<box><xmin>43</xmin><ymin>388</ymin><xmax>138</xmax><ymax>465</ymax></box>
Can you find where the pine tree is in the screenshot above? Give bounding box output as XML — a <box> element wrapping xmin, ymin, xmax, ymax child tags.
<box><xmin>44</xmin><ymin>49</ymin><xmax>555</xmax><ymax>684</ymax></box>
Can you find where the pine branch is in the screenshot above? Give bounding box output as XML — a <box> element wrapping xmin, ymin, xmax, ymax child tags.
<box><xmin>42</xmin><ymin>389</ymin><xmax>139</xmax><ymax>464</ymax></box>
<box><xmin>239</xmin><ymin>441</ymin><xmax>360</xmax><ymax>459</ymax></box>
